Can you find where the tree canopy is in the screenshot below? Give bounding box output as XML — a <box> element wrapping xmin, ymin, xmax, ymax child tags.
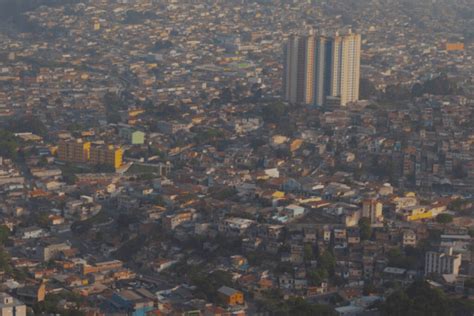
<box><xmin>262</xmin><ymin>101</ymin><xmax>287</xmax><ymax>124</ymax></box>
<box><xmin>380</xmin><ymin>280</ymin><xmax>474</xmax><ymax>316</ymax></box>
<box><xmin>436</xmin><ymin>213</ymin><xmax>453</xmax><ymax>224</ymax></box>
<box><xmin>358</xmin><ymin>217</ymin><xmax>372</xmax><ymax>240</ymax></box>
<box><xmin>0</xmin><ymin>129</ymin><xmax>19</xmax><ymax>160</ymax></box>
<box><xmin>415</xmin><ymin>74</ymin><xmax>462</xmax><ymax>96</ymax></box>
<box><xmin>257</xmin><ymin>290</ymin><xmax>335</xmax><ymax>316</ymax></box>
<box><xmin>0</xmin><ymin>226</ymin><xmax>10</xmax><ymax>245</ymax></box>
<box><xmin>8</xmin><ymin>115</ymin><xmax>47</xmax><ymax>137</ymax></box>
<box><xmin>190</xmin><ymin>269</ymin><xmax>234</xmax><ymax>303</ymax></box>
<box><xmin>359</xmin><ymin>78</ymin><xmax>378</xmax><ymax>99</ymax></box>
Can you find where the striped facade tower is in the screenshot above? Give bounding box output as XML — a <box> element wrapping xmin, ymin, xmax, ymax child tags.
<box><xmin>283</xmin><ymin>31</ymin><xmax>361</xmax><ymax>107</ymax></box>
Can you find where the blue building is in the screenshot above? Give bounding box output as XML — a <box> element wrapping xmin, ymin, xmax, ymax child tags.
<box><xmin>109</xmin><ymin>288</ymin><xmax>156</xmax><ymax>316</ymax></box>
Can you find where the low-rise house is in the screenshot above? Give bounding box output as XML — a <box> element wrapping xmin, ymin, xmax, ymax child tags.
<box><xmin>108</xmin><ymin>288</ymin><xmax>156</xmax><ymax>315</ymax></box>
<box><xmin>153</xmin><ymin>259</ymin><xmax>178</xmax><ymax>272</ymax></box>
<box><xmin>82</xmin><ymin>260</ymin><xmax>123</xmax><ymax>275</ymax></box>
<box><xmin>15</xmin><ymin>282</ymin><xmax>46</xmax><ymax>305</ymax></box>
<box><xmin>282</xmin><ymin>204</ymin><xmax>305</xmax><ymax>219</ymax></box>
<box><xmin>18</xmin><ymin>227</ymin><xmax>45</xmax><ymax>239</ymax></box>
<box><xmin>0</xmin><ymin>293</ymin><xmax>27</xmax><ymax>316</ymax></box>
<box><xmin>219</xmin><ymin>217</ymin><xmax>255</xmax><ymax>236</ymax></box>
<box><xmin>347</xmin><ymin>229</ymin><xmax>361</xmax><ymax>245</ymax></box>
<box><xmin>38</xmin><ymin>242</ymin><xmax>71</xmax><ymax>261</ymax></box>
<box><xmin>402</xmin><ymin>230</ymin><xmax>417</xmax><ymax>247</ymax></box>
<box><xmin>217</xmin><ymin>286</ymin><xmax>244</xmax><ymax>306</ymax></box>
<box><xmin>163</xmin><ymin>210</ymin><xmax>195</xmax><ymax>230</ymax></box>
<box><xmin>334</xmin><ymin>229</ymin><xmax>347</xmax><ymax>245</ymax></box>
<box><xmin>242</xmin><ymin>237</ymin><xmax>262</xmax><ymax>253</ymax></box>
<box><xmin>278</xmin><ymin>273</ymin><xmax>308</xmax><ymax>290</ymax></box>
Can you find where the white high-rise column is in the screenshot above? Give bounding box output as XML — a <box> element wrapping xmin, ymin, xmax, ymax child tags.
<box><xmin>331</xmin><ymin>32</ymin><xmax>361</xmax><ymax>106</ymax></box>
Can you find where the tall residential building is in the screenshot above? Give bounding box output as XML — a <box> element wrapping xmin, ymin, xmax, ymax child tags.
<box><xmin>58</xmin><ymin>139</ymin><xmax>91</xmax><ymax>163</ymax></box>
<box><xmin>362</xmin><ymin>199</ymin><xmax>384</xmax><ymax>224</ymax></box>
<box><xmin>57</xmin><ymin>139</ymin><xmax>122</xmax><ymax>170</ymax></box>
<box><xmin>90</xmin><ymin>145</ymin><xmax>123</xmax><ymax>170</ymax></box>
<box><xmin>283</xmin><ymin>35</ymin><xmax>306</xmax><ymax>104</ymax></box>
<box><xmin>425</xmin><ymin>247</ymin><xmax>461</xmax><ymax>276</ymax></box>
<box><xmin>283</xmin><ymin>31</ymin><xmax>361</xmax><ymax>107</ymax></box>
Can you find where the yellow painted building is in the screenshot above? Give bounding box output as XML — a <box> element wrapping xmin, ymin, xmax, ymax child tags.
<box><xmin>57</xmin><ymin>139</ymin><xmax>122</xmax><ymax>170</ymax></box>
<box><xmin>49</xmin><ymin>145</ymin><xmax>58</xmax><ymax>155</ymax></box>
<box><xmin>58</xmin><ymin>139</ymin><xmax>91</xmax><ymax>163</ymax></box>
<box><xmin>128</xmin><ymin>109</ymin><xmax>145</xmax><ymax>125</ymax></box>
<box><xmin>402</xmin><ymin>206</ymin><xmax>433</xmax><ymax>221</ymax></box>
<box><xmin>128</xmin><ymin>109</ymin><xmax>145</xmax><ymax>117</ymax></box>
<box><xmin>272</xmin><ymin>191</ymin><xmax>285</xmax><ymax>199</ymax></box>
<box><xmin>90</xmin><ymin>145</ymin><xmax>123</xmax><ymax>169</ymax></box>
<box><xmin>444</xmin><ymin>42</ymin><xmax>464</xmax><ymax>51</ymax></box>
<box><xmin>407</xmin><ymin>211</ymin><xmax>432</xmax><ymax>221</ymax></box>
<box><xmin>290</xmin><ymin>139</ymin><xmax>303</xmax><ymax>152</ymax></box>
<box><xmin>81</xmin><ymin>130</ymin><xmax>95</xmax><ymax>137</ymax></box>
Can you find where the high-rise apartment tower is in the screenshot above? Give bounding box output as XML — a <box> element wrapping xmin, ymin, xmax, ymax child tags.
<box><xmin>283</xmin><ymin>31</ymin><xmax>361</xmax><ymax>106</ymax></box>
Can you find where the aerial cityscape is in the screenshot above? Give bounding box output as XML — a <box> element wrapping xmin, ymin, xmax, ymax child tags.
<box><xmin>0</xmin><ymin>0</ymin><xmax>473</xmax><ymax>315</ymax></box>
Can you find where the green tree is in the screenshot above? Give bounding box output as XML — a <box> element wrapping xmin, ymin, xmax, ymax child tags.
<box><xmin>411</xmin><ymin>82</ymin><xmax>424</xmax><ymax>98</ymax></box>
<box><xmin>0</xmin><ymin>129</ymin><xmax>19</xmax><ymax>160</ymax></box>
<box><xmin>12</xmin><ymin>267</ymin><xmax>28</xmax><ymax>282</ymax></box>
<box><xmin>153</xmin><ymin>40</ymin><xmax>173</xmax><ymax>51</ymax></box>
<box><xmin>262</xmin><ymin>101</ymin><xmax>287</xmax><ymax>124</ymax></box>
<box><xmin>257</xmin><ymin>290</ymin><xmax>335</xmax><ymax>315</ymax></box>
<box><xmin>448</xmin><ymin>199</ymin><xmax>472</xmax><ymax>215</ymax></box>
<box><xmin>380</xmin><ymin>280</ymin><xmax>472</xmax><ymax>316</ymax></box>
<box><xmin>308</xmin><ymin>268</ymin><xmax>328</xmax><ymax>285</ymax></box>
<box><xmin>275</xmin><ymin>261</ymin><xmax>294</xmax><ymax>274</ymax></box>
<box><xmin>33</xmin><ymin>292</ymin><xmax>85</xmax><ymax>315</ymax></box>
<box><xmin>286</xmin><ymin>297</ymin><xmax>335</xmax><ymax>316</ymax></box>
<box><xmin>359</xmin><ymin>78</ymin><xmax>378</xmax><ymax>99</ymax></box>
<box><xmin>421</xmin><ymin>74</ymin><xmax>461</xmax><ymax>96</ymax></box>
<box><xmin>363</xmin><ymin>281</ymin><xmax>376</xmax><ymax>295</ymax></box>
<box><xmin>194</xmin><ymin>128</ymin><xmax>224</xmax><ymax>145</ymax></box>
<box><xmin>436</xmin><ymin>213</ymin><xmax>453</xmax><ymax>224</ymax></box>
<box><xmin>8</xmin><ymin>115</ymin><xmax>47</xmax><ymax>137</ymax></box>
<box><xmin>94</xmin><ymin>231</ymin><xmax>104</xmax><ymax>242</ymax></box>
<box><xmin>190</xmin><ymin>269</ymin><xmax>234</xmax><ymax>303</ymax></box>
<box><xmin>0</xmin><ymin>247</ymin><xmax>12</xmax><ymax>273</ymax></box>
<box><xmin>0</xmin><ymin>226</ymin><xmax>10</xmax><ymax>245</ymax></box>
<box><xmin>464</xmin><ymin>278</ymin><xmax>474</xmax><ymax>290</ymax></box>
<box><xmin>93</xmin><ymin>164</ymin><xmax>115</xmax><ymax>173</ymax></box>
<box><xmin>304</xmin><ymin>244</ymin><xmax>314</xmax><ymax>262</ymax></box>
<box><xmin>210</xmin><ymin>186</ymin><xmax>237</xmax><ymax>201</ymax></box>
<box><xmin>103</xmin><ymin>92</ymin><xmax>127</xmax><ymax>124</ymax></box>
<box><xmin>383</xmin><ymin>84</ymin><xmax>411</xmax><ymax>101</ymax></box>
<box><xmin>386</xmin><ymin>248</ymin><xmax>420</xmax><ymax>270</ymax></box>
<box><xmin>381</xmin><ymin>289</ymin><xmax>412</xmax><ymax>315</ymax></box>
<box><xmin>113</xmin><ymin>234</ymin><xmax>146</xmax><ymax>262</ymax></box>
<box><xmin>219</xmin><ymin>87</ymin><xmax>233</xmax><ymax>103</ymax></box>
<box><xmin>36</xmin><ymin>212</ymin><xmax>50</xmax><ymax>228</ymax></box>
<box><xmin>358</xmin><ymin>218</ymin><xmax>372</xmax><ymax>240</ymax></box>
<box><xmin>318</xmin><ymin>250</ymin><xmax>336</xmax><ymax>276</ymax></box>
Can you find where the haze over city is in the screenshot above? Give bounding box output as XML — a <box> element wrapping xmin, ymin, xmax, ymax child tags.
<box><xmin>0</xmin><ymin>0</ymin><xmax>472</xmax><ymax>315</ymax></box>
